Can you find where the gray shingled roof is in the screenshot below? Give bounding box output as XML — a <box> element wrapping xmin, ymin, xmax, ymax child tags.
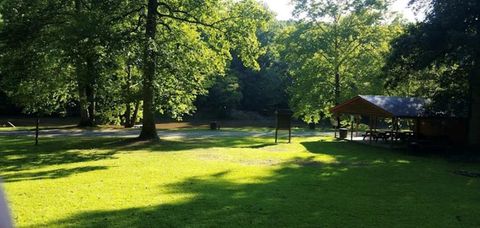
<box><xmin>359</xmin><ymin>95</ymin><xmax>429</xmax><ymax>117</ymax></box>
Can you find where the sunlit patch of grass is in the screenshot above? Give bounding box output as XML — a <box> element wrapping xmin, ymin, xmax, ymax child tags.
<box><xmin>0</xmin><ymin>127</ymin><xmax>31</xmax><ymax>132</ymax></box>
<box><xmin>0</xmin><ymin>135</ymin><xmax>479</xmax><ymax>227</ymax></box>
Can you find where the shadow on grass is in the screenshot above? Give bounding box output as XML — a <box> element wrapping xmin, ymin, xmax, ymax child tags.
<box><xmin>106</xmin><ymin>137</ymin><xmax>274</xmax><ymax>153</ymax></box>
<box><xmin>39</xmin><ymin>157</ymin><xmax>355</xmax><ymax>227</ymax></box>
<box><xmin>0</xmin><ymin>137</ymin><xmax>121</xmax><ymax>173</ymax></box>
<box><xmin>37</xmin><ymin>140</ymin><xmax>479</xmax><ymax>227</ymax></box>
<box><xmin>1</xmin><ymin>166</ymin><xmax>108</xmax><ymax>183</ymax></box>
<box><xmin>0</xmin><ymin>136</ymin><xmax>273</xmax><ymax>182</ymax></box>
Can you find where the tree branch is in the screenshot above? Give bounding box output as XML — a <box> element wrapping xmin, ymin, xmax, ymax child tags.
<box><xmin>156</xmin><ymin>2</ymin><xmax>239</xmax><ymax>31</ymax></box>
<box><xmin>110</xmin><ymin>5</ymin><xmax>146</xmax><ymax>23</ymax></box>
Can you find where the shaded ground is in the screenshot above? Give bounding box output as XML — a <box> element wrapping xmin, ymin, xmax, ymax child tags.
<box><xmin>1</xmin><ymin>135</ymin><xmax>479</xmax><ymax>227</ymax></box>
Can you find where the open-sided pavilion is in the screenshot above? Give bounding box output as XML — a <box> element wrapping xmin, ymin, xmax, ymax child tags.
<box><xmin>331</xmin><ymin>95</ymin><xmax>428</xmax><ymax>144</ymax></box>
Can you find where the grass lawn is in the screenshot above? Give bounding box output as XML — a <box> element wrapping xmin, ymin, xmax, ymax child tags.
<box><xmin>1</xmin><ymin>133</ymin><xmax>479</xmax><ymax>227</ymax></box>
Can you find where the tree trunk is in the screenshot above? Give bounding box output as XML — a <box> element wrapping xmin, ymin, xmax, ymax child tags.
<box><xmin>131</xmin><ymin>101</ymin><xmax>140</xmax><ymax>127</ymax></box>
<box><xmin>77</xmin><ymin>72</ymin><xmax>95</xmax><ymax>127</ymax></box>
<box><xmin>333</xmin><ymin>18</ymin><xmax>341</xmax><ymax>133</ymax></box>
<box><xmin>335</xmin><ymin>72</ymin><xmax>341</xmax><ymax>131</ymax></box>
<box><xmin>74</xmin><ymin>0</ymin><xmax>95</xmax><ymax>127</ymax></box>
<box><xmin>124</xmin><ymin>102</ymin><xmax>132</xmax><ymax>128</ymax></box>
<box><xmin>468</xmin><ymin>68</ymin><xmax>480</xmax><ymax>147</ymax></box>
<box><xmin>86</xmin><ymin>85</ymin><xmax>96</xmax><ymax>125</ymax></box>
<box><xmin>124</xmin><ymin>64</ymin><xmax>134</xmax><ymax>128</ymax></box>
<box><xmin>86</xmin><ymin>58</ymin><xmax>96</xmax><ymax>126</ymax></box>
<box><xmin>139</xmin><ymin>0</ymin><xmax>159</xmax><ymax>140</ymax></box>
<box><xmin>77</xmin><ymin>77</ymin><xmax>92</xmax><ymax>127</ymax></box>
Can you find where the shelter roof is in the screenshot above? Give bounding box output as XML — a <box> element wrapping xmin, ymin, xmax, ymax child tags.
<box><xmin>331</xmin><ymin>95</ymin><xmax>429</xmax><ymax>118</ymax></box>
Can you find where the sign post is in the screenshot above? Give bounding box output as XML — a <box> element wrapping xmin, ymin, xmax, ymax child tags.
<box><xmin>275</xmin><ymin>109</ymin><xmax>293</xmax><ymax>143</ymax></box>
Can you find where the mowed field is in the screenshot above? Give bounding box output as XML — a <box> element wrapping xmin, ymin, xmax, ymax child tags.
<box><xmin>0</xmin><ymin>133</ymin><xmax>479</xmax><ymax>227</ymax></box>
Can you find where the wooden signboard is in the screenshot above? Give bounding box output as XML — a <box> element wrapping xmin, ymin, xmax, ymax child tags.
<box><xmin>275</xmin><ymin>109</ymin><xmax>293</xmax><ymax>143</ymax></box>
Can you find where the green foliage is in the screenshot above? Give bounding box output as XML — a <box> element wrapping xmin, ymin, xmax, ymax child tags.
<box><xmin>384</xmin><ymin>0</ymin><xmax>480</xmax><ymax>145</ymax></box>
<box><xmin>146</xmin><ymin>0</ymin><xmax>273</xmax><ymax>120</ymax></box>
<box><xmin>277</xmin><ymin>0</ymin><xmax>402</xmax><ymax>122</ymax></box>
<box><xmin>196</xmin><ymin>73</ymin><xmax>243</xmax><ymax>118</ymax></box>
<box><xmin>0</xmin><ymin>0</ymin><xmax>75</xmax><ymax>115</ymax></box>
<box><xmin>197</xmin><ymin>22</ymin><xmax>289</xmax><ymax>119</ymax></box>
<box><xmin>236</xmin><ymin>62</ymin><xmax>288</xmax><ymax>114</ymax></box>
<box><xmin>0</xmin><ymin>0</ymin><xmax>135</xmax><ymax>121</ymax></box>
<box><xmin>235</xmin><ymin>22</ymin><xmax>290</xmax><ymax>114</ymax></box>
<box><xmin>385</xmin><ymin>0</ymin><xmax>479</xmax><ymax>117</ymax></box>
<box><xmin>0</xmin><ymin>0</ymin><xmax>272</xmax><ymax>128</ymax></box>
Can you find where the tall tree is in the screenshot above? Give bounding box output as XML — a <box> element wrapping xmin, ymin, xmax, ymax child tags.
<box><xmin>63</xmin><ymin>0</ymin><xmax>136</xmax><ymax>126</ymax></box>
<box><xmin>137</xmin><ymin>0</ymin><xmax>271</xmax><ymax>140</ymax></box>
<box><xmin>385</xmin><ymin>0</ymin><xmax>480</xmax><ymax>146</ymax></box>
<box><xmin>0</xmin><ymin>0</ymin><xmax>73</xmax><ymax>144</ymax></box>
<box><xmin>278</xmin><ymin>0</ymin><xmax>399</xmax><ymax>123</ymax></box>
<box><xmin>138</xmin><ymin>0</ymin><xmax>159</xmax><ymax>139</ymax></box>
<box><xmin>1</xmin><ymin>0</ymin><xmax>271</xmax><ymax>140</ymax></box>
<box><xmin>0</xmin><ymin>0</ymin><xmax>137</xmax><ymax>127</ymax></box>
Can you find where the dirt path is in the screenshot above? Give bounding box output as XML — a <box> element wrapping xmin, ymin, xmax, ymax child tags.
<box><xmin>0</xmin><ymin>128</ymin><xmax>333</xmax><ymax>139</ymax></box>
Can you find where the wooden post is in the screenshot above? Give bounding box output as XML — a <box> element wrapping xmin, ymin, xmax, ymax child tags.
<box><xmin>395</xmin><ymin>118</ymin><xmax>400</xmax><ymax>142</ymax></box>
<box><xmin>369</xmin><ymin>116</ymin><xmax>373</xmax><ymax>143</ymax></box>
<box><xmin>288</xmin><ymin>128</ymin><xmax>291</xmax><ymax>143</ymax></box>
<box><xmin>334</xmin><ymin>115</ymin><xmax>337</xmax><ymax>139</ymax></box>
<box><xmin>415</xmin><ymin>118</ymin><xmax>420</xmax><ymax>140</ymax></box>
<box><xmin>275</xmin><ymin>128</ymin><xmax>278</xmax><ymax>144</ymax></box>
<box><xmin>350</xmin><ymin>116</ymin><xmax>354</xmax><ymax>141</ymax></box>
<box><xmin>35</xmin><ymin>114</ymin><xmax>40</xmax><ymax>146</ymax></box>
<box><xmin>391</xmin><ymin>117</ymin><xmax>396</xmax><ymax>145</ymax></box>
<box><xmin>355</xmin><ymin>116</ymin><xmax>360</xmax><ymax>137</ymax></box>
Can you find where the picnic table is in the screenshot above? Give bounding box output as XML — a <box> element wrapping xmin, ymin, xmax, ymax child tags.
<box><xmin>362</xmin><ymin>130</ymin><xmax>383</xmax><ymax>141</ymax></box>
<box><xmin>363</xmin><ymin>130</ymin><xmax>414</xmax><ymax>142</ymax></box>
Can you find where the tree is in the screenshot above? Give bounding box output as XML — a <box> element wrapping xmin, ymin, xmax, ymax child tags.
<box><xmin>1</xmin><ymin>0</ymin><xmax>270</xmax><ymax>139</ymax></box>
<box><xmin>0</xmin><ymin>2</ymin><xmax>73</xmax><ymax>144</ymax></box>
<box><xmin>278</xmin><ymin>0</ymin><xmax>399</xmax><ymax>123</ymax></box>
<box><xmin>137</xmin><ymin>0</ymin><xmax>271</xmax><ymax>140</ymax></box>
<box><xmin>196</xmin><ymin>23</ymin><xmax>290</xmax><ymax>119</ymax></box>
<box><xmin>196</xmin><ymin>73</ymin><xmax>243</xmax><ymax>119</ymax></box>
<box><xmin>234</xmin><ymin>23</ymin><xmax>290</xmax><ymax>115</ymax></box>
<box><xmin>0</xmin><ymin>0</ymin><xmax>139</xmax><ymax>127</ymax></box>
<box><xmin>119</xmin><ymin>51</ymin><xmax>143</xmax><ymax>128</ymax></box>
<box><xmin>61</xmin><ymin>0</ymin><xmax>138</xmax><ymax>127</ymax></box>
<box><xmin>385</xmin><ymin>0</ymin><xmax>480</xmax><ymax>146</ymax></box>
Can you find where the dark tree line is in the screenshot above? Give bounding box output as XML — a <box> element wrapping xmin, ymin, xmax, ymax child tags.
<box><xmin>385</xmin><ymin>0</ymin><xmax>480</xmax><ymax>146</ymax></box>
<box><xmin>196</xmin><ymin>25</ymin><xmax>289</xmax><ymax>119</ymax></box>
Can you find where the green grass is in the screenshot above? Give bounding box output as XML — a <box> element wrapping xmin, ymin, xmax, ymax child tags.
<box><xmin>0</xmin><ymin>125</ymin><xmax>130</xmax><ymax>132</ymax></box>
<box><xmin>1</xmin><ymin>134</ymin><xmax>479</xmax><ymax>227</ymax></box>
<box><xmin>0</xmin><ymin>127</ymin><xmax>35</xmax><ymax>131</ymax></box>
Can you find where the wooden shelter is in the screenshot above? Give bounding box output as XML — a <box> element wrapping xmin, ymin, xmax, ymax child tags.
<box><xmin>331</xmin><ymin>95</ymin><xmax>467</xmax><ymax>145</ymax></box>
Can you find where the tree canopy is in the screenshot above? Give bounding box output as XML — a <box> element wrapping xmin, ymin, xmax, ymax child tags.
<box><xmin>0</xmin><ymin>0</ymin><xmax>272</xmax><ymax>140</ymax></box>
<box><xmin>276</xmin><ymin>0</ymin><xmax>402</xmax><ymax>123</ymax></box>
<box><xmin>385</xmin><ymin>0</ymin><xmax>480</xmax><ymax>145</ymax></box>
<box><xmin>1</xmin><ymin>0</ymin><xmax>479</xmax><ymax>146</ymax></box>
